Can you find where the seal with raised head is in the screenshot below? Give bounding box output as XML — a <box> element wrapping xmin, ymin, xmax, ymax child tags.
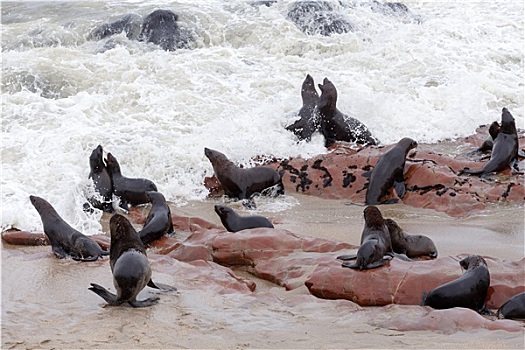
<box><xmin>29</xmin><ymin>195</ymin><xmax>108</xmax><ymax>261</ymax></box>
<box><xmin>317</xmin><ymin>78</ymin><xmax>377</xmax><ymax>147</ymax></box>
<box><xmin>384</xmin><ymin>218</ymin><xmax>437</xmax><ymax>259</ymax></box>
<box><xmin>460</xmin><ymin>108</ymin><xmax>519</xmax><ymax>176</ymax></box>
<box><xmin>138</xmin><ymin>191</ymin><xmax>174</xmax><ymax>246</ymax></box>
<box><xmin>422</xmin><ymin>255</ymin><xmax>490</xmax><ymax>314</ymax></box>
<box><xmin>497</xmin><ymin>292</ymin><xmax>525</xmax><ymax>320</ymax></box>
<box><xmin>214</xmin><ymin>205</ymin><xmax>274</xmax><ymax>232</ymax></box>
<box><xmin>86</xmin><ymin>145</ymin><xmax>114</xmax><ymax>213</ymax></box>
<box><xmin>204</xmin><ymin>147</ymin><xmax>283</xmax><ymax>205</ymax></box>
<box><xmin>89</xmin><ymin>214</ymin><xmax>176</xmax><ymax>308</ymax></box>
<box><xmin>286</xmin><ymin>74</ymin><xmax>320</xmax><ymax>141</ymax></box>
<box><xmin>365</xmin><ymin>137</ymin><xmax>418</xmax><ymax>205</ymax></box>
<box><xmin>105</xmin><ymin>152</ymin><xmax>158</xmax><ymax>210</ymax></box>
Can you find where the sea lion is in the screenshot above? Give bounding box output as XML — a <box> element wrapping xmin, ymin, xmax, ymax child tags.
<box><xmin>497</xmin><ymin>292</ymin><xmax>525</xmax><ymax>320</ymax></box>
<box><xmin>214</xmin><ymin>205</ymin><xmax>274</xmax><ymax>232</ymax></box>
<box><xmin>88</xmin><ymin>214</ymin><xmax>176</xmax><ymax>308</ymax></box>
<box><xmin>204</xmin><ymin>148</ymin><xmax>283</xmax><ymax>206</ymax></box>
<box><xmin>317</xmin><ymin>78</ymin><xmax>377</xmax><ymax>147</ymax></box>
<box><xmin>105</xmin><ymin>152</ymin><xmax>158</xmax><ymax>210</ymax></box>
<box><xmin>365</xmin><ymin>137</ymin><xmax>417</xmax><ymax>205</ymax></box>
<box><xmin>422</xmin><ymin>255</ymin><xmax>490</xmax><ymax>314</ymax></box>
<box><xmin>138</xmin><ymin>191</ymin><xmax>174</xmax><ymax>246</ymax></box>
<box><xmin>340</xmin><ymin>206</ymin><xmax>393</xmax><ymax>270</ymax></box>
<box><xmin>460</xmin><ymin>108</ymin><xmax>519</xmax><ymax>176</ymax></box>
<box><xmin>286</xmin><ymin>74</ymin><xmax>320</xmax><ymax>141</ymax></box>
<box><xmin>86</xmin><ymin>145</ymin><xmax>114</xmax><ymax>213</ymax></box>
<box><xmin>384</xmin><ymin>218</ymin><xmax>437</xmax><ymax>259</ymax></box>
<box><xmin>29</xmin><ymin>195</ymin><xmax>108</xmax><ymax>261</ymax></box>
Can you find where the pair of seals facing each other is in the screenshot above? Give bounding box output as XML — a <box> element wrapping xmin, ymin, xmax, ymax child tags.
<box><xmin>497</xmin><ymin>292</ymin><xmax>525</xmax><ymax>320</ymax></box>
<box><xmin>30</xmin><ymin>195</ymin><xmax>108</xmax><ymax>261</ymax></box>
<box><xmin>214</xmin><ymin>205</ymin><xmax>274</xmax><ymax>232</ymax></box>
<box><xmin>421</xmin><ymin>255</ymin><xmax>490</xmax><ymax>314</ymax></box>
<box><xmin>89</xmin><ymin>214</ymin><xmax>176</xmax><ymax>308</ymax></box>
<box><xmin>204</xmin><ymin>147</ymin><xmax>284</xmax><ymax>208</ymax></box>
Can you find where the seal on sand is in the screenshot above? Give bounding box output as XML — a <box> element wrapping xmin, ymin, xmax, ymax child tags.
<box><xmin>89</xmin><ymin>214</ymin><xmax>176</xmax><ymax>308</ymax></box>
<box><xmin>214</xmin><ymin>205</ymin><xmax>274</xmax><ymax>232</ymax></box>
<box><xmin>497</xmin><ymin>292</ymin><xmax>525</xmax><ymax>320</ymax></box>
<box><xmin>29</xmin><ymin>195</ymin><xmax>108</xmax><ymax>261</ymax></box>
<box><xmin>384</xmin><ymin>218</ymin><xmax>437</xmax><ymax>259</ymax></box>
<box><xmin>317</xmin><ymin>78</ymin><xmax>377</xmax><ymax>147</ymax></box>
<box><xmin>138</xmin><ymin>191</ymin><xmax>174</xmax><ymax>246</ymax></box>
<box><xmin>422</xmin><ymin>255</ymin><xmax>490</xmax><ymax>314</ymax></box>
<box><xmin>286</xmin><ymin>74</ymin><xmax>320</xmax><ymax>141</ymax></box>
<box><xmin>105</xmin><ymin>152</ymin><xmax>158</xmax><ymax>210</ymax></box>
<box><xmin>86</xmin><ymin>145</ymin><xmax>114</xmax><ymax>213</ymax></box>
<box><xmin>365</xmin><ymin>137</ymin><xmax>418</xmax><ymax>205</ymax></box>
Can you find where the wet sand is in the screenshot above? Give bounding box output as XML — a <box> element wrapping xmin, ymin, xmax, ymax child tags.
<box><xmin>2</xmin><ymin>193</ymin><xmax>524</xmax><ymax>349</ymax></box>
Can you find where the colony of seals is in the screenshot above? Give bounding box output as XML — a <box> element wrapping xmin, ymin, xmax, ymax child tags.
<box><xmin>138</xmin><ymin>191</ymin><xmax>174</xmax><ymax>246</ymax></box>
<box><xmin>29</xmin><ymin>195</ymin><xmax>108</xmax><ymax>261</ymax></box>
<box><xmin>286</xmin><ymin>74</ymin><xmax>320</xmax><ymax>141</ymax></box>
<box><xmin>87</xmin><ymin>145</ymin><xmax>114</xmax><ymax>213</ymax></box>
<box><xmin>214</xmin><ymin>205</ymin><xmax>274</xmax><ymax>232</ymax></box>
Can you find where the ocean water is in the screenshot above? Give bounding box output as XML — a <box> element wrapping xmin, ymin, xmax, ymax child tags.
<box><xmin>2</xmin><ymin>0</ymin><xmax>523</xmax><ymax>233</ymax></box>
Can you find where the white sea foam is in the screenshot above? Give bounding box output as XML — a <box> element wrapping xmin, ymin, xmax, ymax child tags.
<box><xmin>2</xmin><ymin>1</ymin><xmax>523</xmax><ymax>232</ymax></box>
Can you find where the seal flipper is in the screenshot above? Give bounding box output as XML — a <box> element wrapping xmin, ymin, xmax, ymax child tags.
<box><xmin>147</xmin><ymin>279</ymin><xmax>177</xmax><ymax>292</ymax></box>
<box><xmin>128</xmin><ymin>297</ymin><xmax>160</xmax><ymax>308</ymax></box>
<box><xmin>51</xmin><ymin>245</ymin><xmax>68</xmax><ymax>259</ymax></box>
<box><xmin>393</xmin><ymin>180</ymin><xmax>406</xmax><ymax>198</ymax></box>
<box><xmin>88</xmin><ymin>283</ymin><xmax>122</xmax><ymax>306</ymax></box>
<box><xmin>336</xmin><ymin>253</ymin><xmax>357</xmax><ymax>261</ymax></box>
<box><xmin>72</xmin><ymin>255</ymin><xmax>100</xmax><ymax>262</ymax></box>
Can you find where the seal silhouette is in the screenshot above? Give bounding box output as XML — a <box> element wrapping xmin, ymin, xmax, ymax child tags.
<box><xmin>138</xmin><ymin>191</ymin><xmax>174</xmax><ymax>246</ymax></box>
<box><xmin>365</xmin><ymin>137</ymin><xmax>418</xmax><ymax>205</ymax></box>
<box><xmin>89</xmin><ymin>214</ymin><xmax>176</xmax><ymax>307</ymax></box>
<box><xmin>286</xmin><ymin>74</ymin><xmax>320</xmax><ymax>141</ymax></box>
<box><xmin>214</xmin><ymin>205</ymin><xmax>274</xmax><ymax>232</ymax></box>
<box><xmin>497</xmin><ymin>292</ymin><xmax>525</xmax><ymax>320</ymax></box>
<box><xmin>105</xmin><ymin>152</ymin><xmax>158</xmax><ymax>210</ymax></box>
<box><xmin>385</xmin><ymin>218</ymin><xmax>437</xmax><ymax>259</ymax></box>
<box><xmin>87</xmin><ymin>145</ymin><xmax>114</xmax><ymax>213</ymax></box>
<box><xmin>317</xmin><ymin>78</ymin><xmax>377</xmax><ymax>147</ymax></box>
<box><xmin>422</xmin><ymin>255</ymin><xmax>490</xmax><ymax>314</ymax></box>
<box><xmin>29</xmin><ymin>195</ymin><xmax>108</xmax><ymax>261</ymax></box>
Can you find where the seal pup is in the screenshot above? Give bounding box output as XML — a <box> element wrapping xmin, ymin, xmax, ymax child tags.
<box><xmin>89</xmin><ymin>214</ymin><xmax>176</xmax><ymax>308</ymax></box>
<box><xmin>497</xmin><ymin>292</ymin><xmax>525</xmax><ymax>320</ymax></box>
<box><xmin>204</xmin><ymin>147</ymin><xmax>283</xmax><ymax>207</ymax></box>
<box><xmin>138</xmin><ymin>191</ymin><xmax>174</xmax><ymax>246</ymax></box>
<box><xmin>340</xmin><ymin>206</ymin><xmax>393</xmax><ymax>270</ymax></box>
<box><xmin>105</xmin><ymin>152</ymin><xmax>158</xmax><ymax>210</ymax></box>
<box><xmin>29</xmin><ymin>195</ymin><xmax>108</xmax><ymax>261</ymax></box>
<box><xmin>422</xmin><ymin>255</ymin><xmax>490</xmax><ymax>314</ymax></box>
<box><xmin>214</xmin><ymin>205</ymin><xmax>274</xmax><ymax>232</ymax></box>
<box><xmin>285</xmin><ymin>74</ymin><xmax>320</xmax><ymax>141</ymax></box>
<box><xmin>86</xmin><ymin>145</ymin><xmax>114</xmax><ymax>213</ymax></box>
<box><xmin>365</xmin><ymin>137</ymin><xmax>418</xmax><ymax>205</ymax></box>
<box><xmin>460</xmin><ymin>108</ymin><xmax>519</xmax><ymax>176</ymax></box>
<box><xmin>317</xmin><ymin>78</ymin><xmax>377</xmax><ymax>147</ymax></box>
<box><xmin>384</xmin><ymin>218</ymin><xmax>437</xmax><ymax>259</ymax></box>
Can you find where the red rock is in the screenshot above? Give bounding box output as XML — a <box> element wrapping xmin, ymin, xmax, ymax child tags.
<box><xmin>1</xmin><ymin>230</ymin><xmax>49</xmax><ymax>246</ymax></box>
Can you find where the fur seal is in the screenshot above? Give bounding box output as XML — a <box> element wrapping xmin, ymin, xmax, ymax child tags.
<box><xmin>365</xmin><ymin>137</ymin><xmax>417</xmax><ymax>205</ymax></box>
<box><xmin>497</xmin><ymin>292</ymin><xmax>525</xmax><ymax>320</ymax></box>
<box><xmin>422</xmin><ymin>255</ymin><xmax>490</xmax><ymax>313</ymax></box>
<box><xmin>29</xmin><ymin>195</ymin><xmax>108</xmax><ymax>261</ymax></box>
<box><xmin>138</xmin><ymin>191</ymin><xmax>174</xmax><ymax>246</ymax></box>
<box><xmin>467</xmin><ymin>121</ymin><xmax>500</xmax><ymax>157</ymax></box>
<box><xmin>105</xmin><ymin>152</ymin><xmax>158</xmax><ymax>210</ymax></box>
<box><xmin>204</xmin><ymin>148</ymin><xmax>283</xmax><ymax>205</ymax></box>
<box><xmin>460</xmin><ymin>108</ymin><xmax>518</xmax><ymax>176</ymax></box>
<box><xmin>317</xmin><ymin>78</ymin><xmax>377</xmax><ymax>147</ymax></box>
<box><xmin>286</xmin><ymin>74</ymin><xmax>320</xmax><ymax>141</ymax></box>
<box><xmin>214</xmin><ymin>205</ymin><xmax>274</xmax><ymax>232</ymax></box>
<box><xmin>89</xmin><ymin>214</ymin><xmax>176</xmax><ymax>307</ymax></box>
<box><xmin>86</xmin><ymin>145</ymin><xmax>114</xmax><ymax>213</ymax></box>
<box><xmin>384</xmin><ymin>218</ymin><xmax>437</xmax><ymax>259</ymax></box>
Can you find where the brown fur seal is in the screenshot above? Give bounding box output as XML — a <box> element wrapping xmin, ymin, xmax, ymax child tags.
<box><xmin>365</xmin><ymin>137</ymin><xmax>418</xmax><ymax>205</ymax></box>
<box><xmin>497</xmin><ymin>292</ymin><xmax>525</xmax><ymax>320</ymax></box>
<box><xmin>384</xmin><ymin>218</ymin><xmax>437</xmax><ymax>259</ymax></box>
<box><xmin>138</xmin><ymin>191</ymin><xmax>174</xmax><ymax>246</ymax></box>
<box><xmin>214</xmin><ymin>205</ymin><xmax>274</xmax><ymax>232</ymax></box>
<box><xmin>422</xmin><ymin>255</ymin><xmax>490</xmax><ymax>314</ymax></box>
<box><xmin>317</xmin><ymin>78</ymin><xmax>377</xmax><ymax>147</ymax></box>
<box><xmin>89</xmin><ymin>214</ymin><xmax>176</xmax><ymax>307</ymax></box>
<box><xmin>29</xmin><ymin>195</ymin><xmax>108</xmax><ymax>261</ymax></box>
<box><xmin>204</xmin><ymin>147</ymin><xmax>283</xmax><ymax>206</ymax></box>
<box><xmin>86</xmin><ymin>145</ymin><xmax>114</xmax><ymax>213</ymax></box>
<box><xmin>105</xmin><ymin>152</ymin><xmax>158</xmax><ymax>210</ymax></box>
<box><xmin>285</xmin><ymin>74</ymin><xmax>320</xmax><ymax>141</ymax></box>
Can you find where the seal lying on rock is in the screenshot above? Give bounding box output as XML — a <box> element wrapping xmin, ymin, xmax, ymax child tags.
<box><xmin>86</xmin><ymin>145</ymin><xmax>114</xmax><ymax>213</ymax></box>
<box><xmin>384</xmin><ymin>218</ymin><xmax>437</xmax><ymax>259</ymax></box>
<box><xmin>89</xmin><ymin>214</ymin><xmax>176</xmax><ymax>308</ymax></box>
<box><xmin>497</xmin><ymin>292</ymin><xmax>525</xmax><ymax>320</ymax></box>
<box><xmin>286</xmin><ymin>74</ymin><xmax>320</xmax><ymax>141</ymax></box>
<box><xmin>422</xmin><ymin>255</ymin><xmax>490</xmax><ymax>314</ymax></box>
<box><xmin>214</xmin><ymin>205</ymin><xmax>274</xmax><ymax>232</ymax></box>
<box><xmin>138</xmin><ymin>191</ymin><xmax>174</xmax><ymax>246</ymax></box>
<box><xmin>29</xmin><ymin>195</ymin><xmax>108</xmax><ymax>261</ymax></box>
